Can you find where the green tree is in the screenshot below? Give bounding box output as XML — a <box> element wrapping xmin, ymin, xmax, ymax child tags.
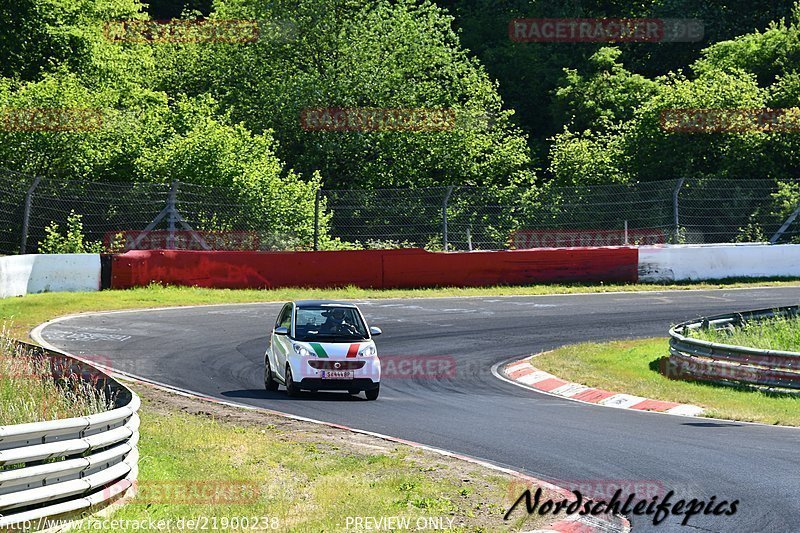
<box><xmin>554</xmin><ymin>47</ymin><xmax>658</xmax><ymax>134</ymax></box>
<box><xmin>158</xmin><ymin>0</ymin><xmax>534</xmax><ymax>189</ymax></box>
<box><xmin>134</xmin><ymin>96</ymin><xmax>323</xmax><ymax>245</ymax></box>
<box><xmin>0</xmin><ymin>0</ymin><xmax>154</xmax><ymax>85</ymax></box>
<box><xmin>548</xmin><ymin>7</ymin><xmax>800</xmax><ymax>185</ymax></box>
<box><xmin>0</xmin><ymin>4</ymin><xmax>323</xmax><ymax>248</ymax></box>
<box><xmin>442</xmin><ymin>0</ymin><xmax>797</xmax><ymax>162</ymax></box>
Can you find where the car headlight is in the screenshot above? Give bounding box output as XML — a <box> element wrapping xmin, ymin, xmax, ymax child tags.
<box><xmin>293</xmin><ymin>343</ymin><xmax>311</xmax><ymax>357</ymax></box>
<box><xmin>358</xmin><ymin>344</ymin><xmax>377</xmax><ymax>357</ymax></box>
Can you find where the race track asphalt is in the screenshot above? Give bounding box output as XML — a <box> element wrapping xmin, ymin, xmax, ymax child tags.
<box><xmin>38</xmin><ymin>287</ymin><xmax>800</xmax><ymax>532</ymax></box>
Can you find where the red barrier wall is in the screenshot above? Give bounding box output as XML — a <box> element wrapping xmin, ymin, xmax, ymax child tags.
<box><xmin>110</xmin><ymin>248</ymin><xmax>638</xmax><ymax>290</ymax></box>
<box><xmin>111</xmin><ymin>249</ymin><xmax>388</xmax><ymax>289</ymax></box>
<box><xmin>382</xmin><ymin>247</ymin><xmax>637</xmax><ymax>288</ymax></box>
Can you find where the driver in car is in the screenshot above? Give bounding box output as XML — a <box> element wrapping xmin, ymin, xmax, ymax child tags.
<box><xmin>321</xmin><ymin>308</ymin><xmax>353</xmax><ymax>334</ymax></box>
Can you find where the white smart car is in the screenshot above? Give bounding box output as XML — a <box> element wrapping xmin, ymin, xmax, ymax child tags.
<box><xmin>264</xmin><ymin>300</ymin><xmax>382</xmax><ymax>400</ymax></box>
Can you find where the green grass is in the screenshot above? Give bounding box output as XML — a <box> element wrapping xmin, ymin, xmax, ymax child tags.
<box><xmin>75</xmin><ymin>386</ymin><xmax>548</xmax><ymax>532</ymax></box>
<box><xmin>534</xmin><ymin>338</ymin><xmax>800</xmax><ymax>425</ymax></box>
<box><xmin>4</xmin><ymin>279</ymin><xmax>800</xmax><ymax>340</ymax></box>
<box><xmin>0</xmin><ymin>335</ymin><xmax>110</xmax><ymax>426</ymax></box>
<box><xmin>690</xmin><ymin>315</ymin><xmax>800</xmax><ymax>351</ymax></box>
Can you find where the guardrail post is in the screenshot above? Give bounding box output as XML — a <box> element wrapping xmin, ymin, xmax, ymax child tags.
<box><xmin>672</xmin><ymin>178</ymin><xmax>685</xmax><ymax>243</ymax></box>
<box><xmin>20</xmin><ymin>175</ymin><xmax>42</xmax><ymax>254</ymax></box>
<box><xmin>313</xmin><ymin>189</ymin><xmax>321</xmax><ymax>251</ymax></box>
<box><xmin>442</xmin><ymin>186</ymin><xmax>454</xmax><ymax>251</ymax></box>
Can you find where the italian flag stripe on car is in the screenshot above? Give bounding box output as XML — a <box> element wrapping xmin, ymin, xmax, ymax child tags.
<box><xmin>346</xmin><ymin>344</ymin><xmax>360</xmax><ymax>358</ymax></box>
<box><xmin>309</xmin><ymin>343</ymin><xmax>328</xmax><ymax>358</ymax></box>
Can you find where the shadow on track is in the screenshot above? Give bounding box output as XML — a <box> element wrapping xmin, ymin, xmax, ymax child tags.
<box><xmin>682</xmin><ymin>422</ymin><xmax>743</xmax><ymax>428</ymax></box>
<box><xmin>221</xmin><ymin>389</ymin><xmax>368</xmax><ymax>401</ymax></box>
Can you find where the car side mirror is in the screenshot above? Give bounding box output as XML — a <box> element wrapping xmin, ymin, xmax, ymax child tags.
<box><xmin>274</xmin><ymin>326</ymin><xmax>289</xmax><ymax>335</ymax></box>
<box><xmin>369</xmin><ymin>326</ymin><xmax>382</xmax><ymax>336</ymax></box>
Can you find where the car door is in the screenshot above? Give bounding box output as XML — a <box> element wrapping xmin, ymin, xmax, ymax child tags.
<box><xmin>271</xmin><ymin>303</ymin><xmax>293</xmax><ymax>380</ymax></box>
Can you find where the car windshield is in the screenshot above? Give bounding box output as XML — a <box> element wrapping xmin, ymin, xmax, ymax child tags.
<box><xmin>293</xmin><ymin>306</ymin><xmax>369</xmax><ymax>341</ymax></box>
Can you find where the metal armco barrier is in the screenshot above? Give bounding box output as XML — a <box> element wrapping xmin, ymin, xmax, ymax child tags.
<box><xmin>0</xmin><ymin>342</ymin><xmax>139</xmax><ymax>529</ymax></box>
<box><xmin>669</xmin><ymin>306</ymin><xmax>800</xmax><ymax>390</ymax></box>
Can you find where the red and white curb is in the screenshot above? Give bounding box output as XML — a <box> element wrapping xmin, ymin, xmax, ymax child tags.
<box><xmin>503</xmin><ymin>357</ymin><xmax>705</xmax><ymax>417</ymax></box>
<box><xmin>523</xmin><ymin>515</ymin><xmax>620</xmax><ymax>533</ymax></box>
<box><xmin>529</xmin><ymin>515</ymin><xmax>631</xmax><ymax>533</ymax></box>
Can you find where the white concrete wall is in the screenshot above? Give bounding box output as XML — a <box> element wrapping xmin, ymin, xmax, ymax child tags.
<box><xmin>0</xmin><ymin>254</ymin><xmax>101</xmax><ymax>298</ymax></box>
<box><xmin>639</xmin><ymin>244</ymin><xmax>800</xmax><ymax>281</ymax></box>
<box><xmin>0</xmin><ymin>255</ymin><xmax>36</xmax><ymax>298</ymax></box>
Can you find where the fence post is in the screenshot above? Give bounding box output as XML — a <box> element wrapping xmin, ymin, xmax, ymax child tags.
<box><xmin>19</xmin><ymin>175</ymin><xmax>42</xmax><ymax>254</ymax></box>
<box><xmin>672</xmin><ymin>178</ymin><xmax>685</xmax><ymax>243</ymax></box>
<box><xmin>442</xmin><ymin>186</ymin><xmax>454</xmax><ymax>251</ymax></box>
<box><xmin>624</xmin><ymin>220</ymin><xmax>628</xmax><ymax>245</ymax></box>
<box><xmin>167</xmin><ymin>181</ymin><xmax>178</xmax><ymax>250</ymax></box>
<box><xmin>313</xmin><ymin>189</ymin><xmax>321</xmax><ymax>251</ymax></box>
<box><xmin>770</xmin><ymin>203</ymin><xmax>800</xmax><ymax>244</ymax></box>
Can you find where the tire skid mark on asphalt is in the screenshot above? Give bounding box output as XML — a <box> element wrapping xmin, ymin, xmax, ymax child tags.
<box><xmin>41</xmin><ymin>329</ymin><xmax>132</xmax><ymax>342</ymax></box>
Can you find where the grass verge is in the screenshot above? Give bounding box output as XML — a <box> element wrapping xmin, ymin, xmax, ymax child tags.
<box><xmin>534</xmin><ymin>338</ymin><xmax>800</xmax><ymax>426</ymax></box>
<box><xmin>68</xmin><ymin>383</ymin><xmax>549</xmax><ymax>532</ymax></box>
<box><xmin>689</xmin><ymin>314</ymin><xmax>800</xmax><ymax>351</ymax></box>
<box><xmin>0</xmin><ymin>335</ymin><xmax>110</xmax><ymax>425</ymax></box>
<box><xmin>3</xmin><ymin>279</ymin><xmax>800</xmax><ymax>339</ymax></box>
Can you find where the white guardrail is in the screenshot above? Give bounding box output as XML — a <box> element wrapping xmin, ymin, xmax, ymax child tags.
<box><xmin>0</xmin><ymin>342</ymin><xmax>139</xmax><ymax>529</ymax></box>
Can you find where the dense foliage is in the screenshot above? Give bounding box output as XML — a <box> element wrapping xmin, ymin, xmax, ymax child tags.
<box><xmin>0</xmin><ymin>0</ymin><xmax>798</xmax><ymax>248</ymax></box>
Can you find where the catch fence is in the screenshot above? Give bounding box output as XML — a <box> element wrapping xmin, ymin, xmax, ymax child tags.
<box><xmin>0</xmin><ymin>171</ymin><xmax>797</xmax><ymax>254</ymax></box>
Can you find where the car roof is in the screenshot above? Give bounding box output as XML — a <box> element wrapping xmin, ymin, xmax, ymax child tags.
<box><xmin>293</xmin><ymin>300</ymin><xmax>358</xmax><ymax>308</ymax></box>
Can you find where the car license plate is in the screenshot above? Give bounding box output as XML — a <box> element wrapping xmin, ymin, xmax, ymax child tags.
<box><xmin>321</xmin><ymin>370</ymin><xmax>354</xmax><ymax>379</ymax></box>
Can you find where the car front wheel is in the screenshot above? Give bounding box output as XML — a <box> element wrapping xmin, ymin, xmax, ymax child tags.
<box><xmin>285</xmin><ymin>365</ymin><xmax>301</xmax><ymax>397</ymax></box>
<box><xmin>264</xmin><ymin>357</ymin><xmax>279</xmax><ymax>391</ymax></box>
